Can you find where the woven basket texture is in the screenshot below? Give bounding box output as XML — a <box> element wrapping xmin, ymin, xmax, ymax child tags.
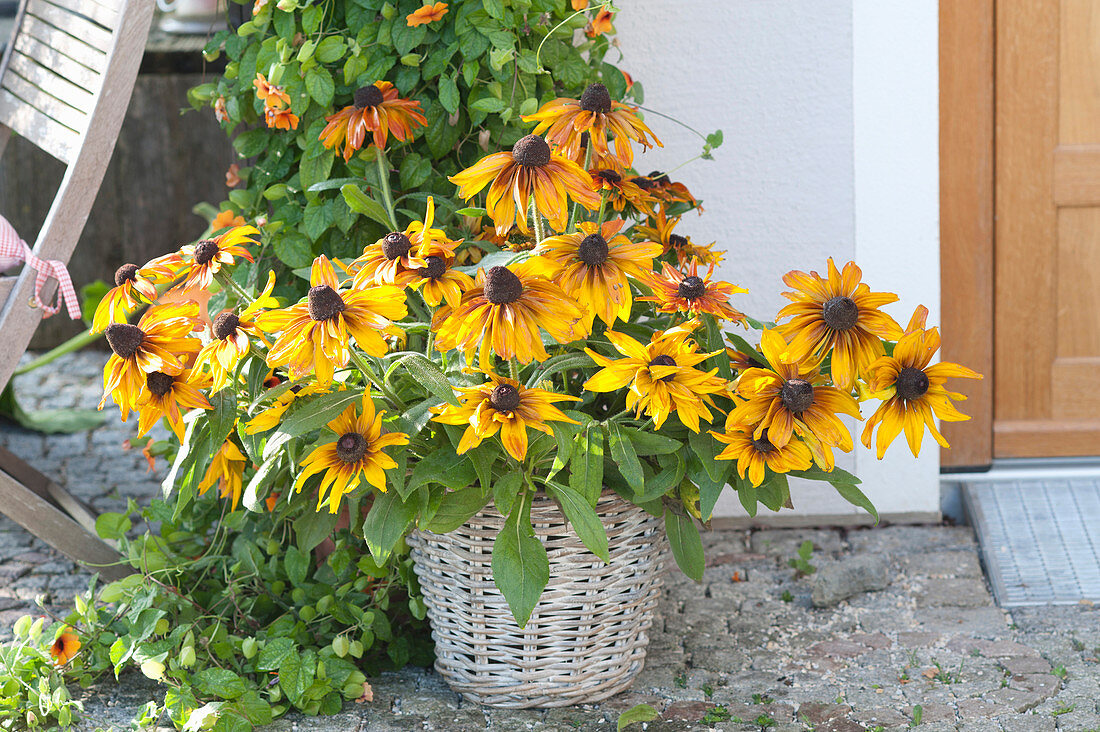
<box><xmin>407</xmin><ymin>491</ymin><xmax>665</xmax><ymax>708</ymax></box>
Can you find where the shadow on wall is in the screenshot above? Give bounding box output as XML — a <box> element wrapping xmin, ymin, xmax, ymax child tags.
<box><xmin>0</xmin><ymin>69</ymin><xmax>234</xmax><ymax>349</ymax></box>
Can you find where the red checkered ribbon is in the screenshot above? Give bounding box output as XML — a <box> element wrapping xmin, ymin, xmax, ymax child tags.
<box><xmin>0</xmin><ymin>215</ymin><xmax>81</xmax><ymax>320</ymax></box>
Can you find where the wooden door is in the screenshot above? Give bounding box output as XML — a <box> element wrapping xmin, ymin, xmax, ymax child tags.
<box><xmin>994</xmin><ymin>0</ymin><xmax>1100</xmax><ymax>457</ymax></box>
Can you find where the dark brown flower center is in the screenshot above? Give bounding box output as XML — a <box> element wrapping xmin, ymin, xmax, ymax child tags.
<box><xmin>668</xmin><ymin>234</ymin><xmax>688</xmax><ymax>250</ymax></box>
<box><xmin>752</xmin><ymin>429</ymin><xmax>776</xmax><ymax>453</ymax></box>
<box><xmin>648</xmin><ymin>354</ymin><xmax>677</xmax><ymax>382</ymax></box>
<box><xmin>105</xmin><ymin>324</ymin><xmax>145</xmax><ymax>359</ymax></box>
<box><xmin>421</xmin><ymin>256</ymin><xmax>447</xmax><ymax>280</ymax></box>
<box><xmin>483</xmin><ymin>266</ymin><xmax>523</xmax><ymax>304</ymax></box>
<box><xmin>677</xmin><ymin>275</ymin><xmax>707</xmax><ymax>301</ymax></box>
<box><xmin>212</xmin><ymin>312</ymin><xmax>240</xmax><ymax>340</ymax></box>
<box><xmin>146</xmin><ymin>371</ymin><xmax>175</xmax><ymax>397</ymax></box>
<box><xmin>647</xmin><ymin>171</ymin><xmax>671</xmax><ymax>186</ymax></box>
<box><xmin>780</xmin><ymin>378</ymin><xmax>815</xmax><ymax>415</ymax></box>
<box><xmin>512</xmin><ymin>134</ymin><xmax>551</xmax><ymax>168</ymax></box>
<box><xmin>577</xmin><ymin>234</ymin><xmax>609</xmax><ymax>266</ymax></box>
<box><xmin>896</xmin><ymin>367</ymin><xmax>930</xmax><ymax>400</ymax></box>
<box><xmin>579</xmin><ymin>82</ymin><xmax>612</xmax><ymax>114</ymax></box>
<box><xmin>307</xmin><ymin>285</ymin><xmax>346</xmax><ymax>321</ymax></box>
<box><xmin>489</xmin><ymin>383</ymin><xmax>521</xmax><ymax>412</ymax></box>
<box><xmin>193</xmin><ymin>240</ymin><xmax>219</xmax><ymax>265</ymax></box>
<box><xmin>335</xmin><ymin>432</ymin><xmax>369</xmax><ymax>463</ymax></box>
<box><xmin>822</xmin><ymin>296</ymin><xmax>859</xmax><ymax>331</ymax></box>
<box><xmin>380</xmin><ymin>232</ymin><xmax>411</xmax><ymax>260</ymax></box>
<box><xmin>597</xmin><ymin>169</ymin><xmax>622</xmax><ymax>184</ymax></box>
<box><xmin>114</xmin><ymin>263</ymin><xmax>139</xmax><ymax>287</ymax></box>
<box><xmin>353</xmin><ymin>84</ymin><xmax>384</xmax><ymax>109</ymax></box>
<box><xmin>631</xmin><ymin>176</ymin><xmax>657</xmax><ymax>191</ymax></box>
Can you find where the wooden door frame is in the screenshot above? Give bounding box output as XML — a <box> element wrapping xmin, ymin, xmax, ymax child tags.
<box><xmin>940</xmin><ymin>0</ymin><xmax>995</xmax><ymax>469</ymax></box>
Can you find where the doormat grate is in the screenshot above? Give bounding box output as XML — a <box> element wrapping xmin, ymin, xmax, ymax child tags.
<box><xmin>962</xmin><ymin>480</ymin><xmax>1100</xmax><ymax>607</ymax></box>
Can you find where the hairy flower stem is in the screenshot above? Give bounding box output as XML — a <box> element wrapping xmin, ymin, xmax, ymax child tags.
<box><xmin>215</xmin><ymin>270</ymin><xmax>254</xmax><ymax>306</ymax></box>
<box><xmin>595</xmin><ymin>190</ymin><xmax>609</xmax><ymax>228</ymax></box>
<box><xmin>509</xmin><ymin>358</ymin><xmax>520</xmax><ymax>382</ymax></box>
<box><xmin>529</xmin><ymin>197</ymin><xmax>546</xmax><ymax>246</ymax></box>
<box><xmin>350</xmin><ymin>349</ymin><xmax>405</xmax><ymax>411</ymax></box>
<box><xmin>567</xmin><ymin>146</ymin><xmax>593</xmax><ymax>233</ymax></box>
<box><xmin>375</xmin><ymin>150</ymin><xmax>400</xmax><ymax>231</ymax></box>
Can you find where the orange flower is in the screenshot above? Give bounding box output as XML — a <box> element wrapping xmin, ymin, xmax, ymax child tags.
<box><xmin>135</xmin><ymin>367</ymin><xmax>212</xmax><ymax>441</ymax></box>
<box><xmin>319</xmin><ymin>82</ymin><xmax>427</xmax><ymax>160</ymax></box>
<box><xmin>214</xmin><ymin>96</ymin><xmax>228</xmax><ymax>123</ymax></box>
<box><xmin>406</xmin><ymin>1</ymin><xmax>448</xmax><ymax>26</ymax></box>
<box><xmin>211</xmin><ymin>209</ymin><xmax>246</xmax><ymax>231</ymax></box>
<box><xmin>586</xmin><ymin>8</ymin><xmax>613</xmax><ymax>37</ymax></box>
<box><xmin>571</xmin><ymin>0</ymin><xmax>587</xmax><ymax>9</ymax></box>
<box><xmin>151</xmin><ymin>225</ymin><xmax>259</xmax><ymax>294</ymax></box>
<box><xmin>253</xmin><ymin>72</ymin><xmax>290</xmax><ymax>110</ymax></box>
<box><xmin>50</xmin><ymin>629</ymin><xmax>81</xmax><ymax>666</ymax></box>
<box><xmin>265</xmin><ymin>106</ymin><xmax>299</xmax><ymax>131</ymax></box>
<box><xmin>641</xmin><ymin>261</ymin><xmax>747</xmax><ymax>323</ymax></box>
<box><xmin>590</xmin><ymin>169</ymin><xmax>656</xmax><ymax>216</ymax></box>
<box><xmin>91</xmin><ymin>261</ymin><xmax>174</xmax><ymax>333</ymax></box>
<box><xmin>225</xmin><ymin>163</ymin><xmax>241</xmax><ymax>187</ymax></box>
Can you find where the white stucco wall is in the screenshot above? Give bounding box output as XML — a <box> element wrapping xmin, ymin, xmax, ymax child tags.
<box><xmin>614</xmin><ymin>1</ymin><xmax>940</xmax><ymax>522</ymax></box>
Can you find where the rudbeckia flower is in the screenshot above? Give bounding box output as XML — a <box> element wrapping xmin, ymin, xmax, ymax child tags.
<box><xmin>432</xmin><ymin>258</ymin><xmax>586</xmax><ymax>368</ymax></box>
<box><xmin>538</xmin><ymin>219</ymin><xmax>661</xmax><ymax>327</ymax></box>
<box><xmin>197</xmin><ymin>441</ymin><xmax>248</xmax><ymax>510</ymax></box>
<box><xmin>350</xmin><ymin>198</ymin><xmax>455</xmax><ymax>287</ymax></box>
<box><xmin>152</xmin><ymin>225</ymin><xmax>259</xmax><ymax>295</ymax></box>
<box><xmin>634</xmin><ymin>208</ymin><xmax>721</xmax><ymax>267</ymax></box>
<box><xmin>431</xmin><ymin>372</ymin><xmax>579</xmax><ymax>462</ymax></box>
<box><xmin>406</xmin><ymin>1</ymin><xmax>447</xmax><ymax>26</ymax></box>
<box><xmin>644</xmin><ymin>171</ymin><xmax>701</xmax><ymax>209</ymax></box>
<box><xmin>712</xmin><ymin>423</ymin><xmax>814</xmax><ymax>488</ymax></box>
<box><xmin>776</xmin><ymin>258</ymin><xmax>904</xmax><ymax>391</ymax></box>
<box><xmin>583</xmin><ymin>323</ymin><xmax>727</xmax><ymax>432</ymax></box>
<box><xmin>99</xmin><ymin>302</ymin><xmax>201</xmax><ymax>422</ymax></box>
<box><xmin>135</xmin><ymin>367</ymin><xmax>212</xmax><ymax>440</ymax></box>
<box><xmin>590</xmin><ymin>169</ymin><xmax>656</xmax><ymax>216</ymax></box>
<box><xmin>256</xmin><ymin>255</ymin><xmax>407</xmax><ymax>384</ymax></box>
<box><xmin>641</xmin><ymin>261</ymin><xmax>746</xmax><ymax>323</ymax></box>
<box><xmin>91</xmin><ymin>261</ymin><xmax>172</xmax><ymax>333</ymax></box>
<box><xmin>50</xmin><ymin>629</ymin><xmax>81</xmax><ymax>666</ymax></box>
<box><xmin>294</xmin><ymin>392</ymin><xmax>409</xmax><ymax>513</ymax></box>
<box><xmin>730</xmin><ymin>329</ymin><xmax>861</xmax><ymax>471</ymax></box>
<box><xmin>319</xmin><ymin>82</ymin><xmax>427</xmax><ymax>161</ymax></box>
<box><xmin>194</xmin><ymin>271</ymin><xmax>279</xmax><ymax>390</ymax></box>
<box><xmin>523</xmin><ymin>83</ymin><xmax>661</xmax><ymax>170</ymax></box>
<box><xmin>861</xmin><ymin>306</ymin><xmax>982</xmax><ymax>458</ymax></box>
<box><xmin>449</xmin><ymin>134</ymin><xmax>600</xmax><ymax>236</ymax></box>
<box><xmin>406</xmin><ymin>242</ymin><xmax>474</xmax><ymax>309</ymax></box>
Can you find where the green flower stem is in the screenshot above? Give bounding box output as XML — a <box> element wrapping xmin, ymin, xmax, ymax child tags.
<box><xmin>14</xmin><ymin>328</ymin><xmax>102</xmax><ymax>376</ymax></box>
<box><xmin>350</xmin><ymin>349</ymin><xmax>405</xmax><ymax>410</ymax></box>
<box><xmin>530</xmin><ymin>197</ymin><xmax>546</xmax><ymax>246</ymax></box>
<box><xmin>568</xmin><ymin>145</ymin><xmax>594</xmax><ymax>233</ymax></box>
<box><xmin>595</xmin><ymin>190</ymin><xmax>609</xmax><ymax>228</ymax></box>
<box><xmin>215</xmin><ymin>270</ymin><xmax>253</xmax><ymax>306</ymax></box>
<box><xmin>509</xmin><ymin>358</ymin><xmax>520</xmax><ymax>382</ymax></box>
<box><xmin>375</xmin><ymin>149</ymin><xmax>400</xmax><ymax>231</ymax></box>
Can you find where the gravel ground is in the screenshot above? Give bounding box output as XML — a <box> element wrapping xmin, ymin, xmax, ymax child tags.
<box><xmin>2</xmin><ymin>351</ymin><xmax>1099</xmax><ymax>731</ymax></box>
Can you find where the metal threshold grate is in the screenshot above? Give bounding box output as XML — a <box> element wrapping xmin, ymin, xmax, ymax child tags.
<box><xmin>962</xmin><ymin>480</ymin><xmax>1100</xmax><ymax>607</ymax></box>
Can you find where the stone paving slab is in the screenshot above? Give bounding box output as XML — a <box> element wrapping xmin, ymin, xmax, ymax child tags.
<box><xmin>2</xmin><ymin>353</ymin><xmax>1100</xmax><ymax>731</ymax></box>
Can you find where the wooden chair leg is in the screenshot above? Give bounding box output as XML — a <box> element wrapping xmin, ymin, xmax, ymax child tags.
<box><xmin>0</xmin><ymin>447</ymin><xmax>131</xmax><ymax>582</ymax></box>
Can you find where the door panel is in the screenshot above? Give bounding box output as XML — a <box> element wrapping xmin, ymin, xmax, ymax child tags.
<box><xmin>995</xmin><ymin>0</ymin><xmax>1100</xmax><ymax>456</ymax></box>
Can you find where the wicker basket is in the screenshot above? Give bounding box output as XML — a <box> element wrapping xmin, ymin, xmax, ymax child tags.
<box><xmin>407</xmin><ymin>491</ymin><xmax>665</xmax><ymax>708</ymax></box>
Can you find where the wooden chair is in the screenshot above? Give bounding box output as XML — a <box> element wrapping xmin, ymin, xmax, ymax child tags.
<box><xmin>0</xmin><ymin>0</ymin><xmax>154</xmax><ymax>580</ymax></box>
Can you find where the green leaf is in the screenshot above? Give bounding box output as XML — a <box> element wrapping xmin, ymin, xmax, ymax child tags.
<box><xmin>688</xmin><ymin>430</ymin><xmax>731</xmax><ymax>485</ymax></box>
<box><xmin>305</xmin><ymin>66</ymin><xmax>335</xmax><ymax>106</ymax></box>
<box><xmin>314</xmin><ymin>36</ymin><xmax>346</xmax><ymax>64</ymax></box>
<box><xmin>278</xmin><ymin>650</ymin><xmax>314</xmax><ymax>705</ymax></box>
<box><xmin>399</xmin><ymin>153</ymin><xmax>432</xmax><ymax>189</ymax></box>
<box><xmin>273</xmin><ymin>231</ymin><xmax>314</xmax><ymax>268</ymax></box>
<box><xmin>546</xmin><ymin>482</ymin><xmax>609</xmax><ymax>562</ymax></box>
<box><xmin>284</xmin><ymin>545</ymin><xmax>309</xmax><ymax>586</ymax></box>
<box><xmin>256</xmin><ymin>637</ymin><xmax>293</xmax><ymax>671</ymax></box>
<box><xmin>438</xmin><ymin>75</ymin><xmax>460</xmax><ymax>115</ymax></box>
<box><xmin>606</xmin><ymin>423</ymin><xmax>644</xmax><ymax>493</ymax></box>
<box><xmin>341</xmin><ymin>184</ymin><xmax>393</xmax><ymax>228</ymax></box>
<box><xmin>391</xmin><ymin>21</ymin><xmax>426</xmax><ymax>56</ymax></box>
<box><xmin>406</xmin><ymin>449</ymin><xmax>477</xmax><ymax>497</ymax></box>
<box><xmin>293</xmin><ymin>510</ymin><xmax>339</xmax><ymax>552</ymax></box>
<box><xmin>491</xmin><ymin>491</ymin><xmax>549</xmax><ymax>628</ymax></box>
<box><xmin>426</xmin><ymin>102</ymin><xmax>462</xmax><ymax>158</ymax></box>
<box><xmin>95</xmin><ymin>511</ymin><xmax>131</xmax><ymax>541</ymax></box>
<box><xmin>454</xmin><ymin>206</ymin><xmax>487</xmax><ymax>217</ymax></box>
<box><xmin>394</xmin><ymin>353</ymin><xmax>460</xmax><ymax>406</ymax></box>
<box><xmin>789</xmin><ymin>464</ymin><xmax>862</xmax><ymax>485</ymax></box>
<box><xmin>426</xmin><ymin>487</ymin><xmax>490</xmax><ymax>533</ymax></box>
<box><xmin>362</xmin><ymin>490</ymin><xmax>416</xmax><ymax>563</ymax></box>
<box><xmin>526</xmin><ymin>351</ymin><xmax>594</xmax><ymax>387</ymax></box>
<box><xmin>193</xmin><ymin>669</ymin><xmax>248</xmax><ymax>700</ymax></box>
<box><xmin>492</xmin><ymin>470</ymin><xmax>523</xmax><ymax>517</ymax></box>
<box><xmin>569</xmin><ymin>424</ymin><xmax>604</xmax><ymax>505</ymax></box>
<box><xmin>734</xmin><ymin>474</ymin><xmax>758</xmax><ymax>517</ymax></box>
<box><xmin>756</xmin><ymin>473</ymin><xmax>790</xmax><ymax>512</ymax></box>
<box><xmin>618</xmin><ymin>426</ymin><xmax>681</xmax><ymax>456</ymax></box>
<box><xmin>618</xmin><ymin>703</ymin><xmax>659</xmax><ymax>730</ymax></box>
<box><xmin>832</xmin><ymin>481</ymin><xmax>879</xmax><ymax>523</ymax></box>
<box><xmin>664</xmin><ymin>507</ymin><xmax>704</xmax><ymax>581</ymax></box>
<box><xmin>633</xmin><ymin>453</ymin><xmax>684</xmax><ymax>503</ymax></box>
<box><xmin>470</xmin><ymin>96</ymin><xmax>506</xmax><ymax>113</ymax></box>
<box><xmin>482</xmin><ymin>0</ymin><xmax>504</xmax><ymax>19</ymax></box>
<box><xmin>242</xmin><ymin>452</ymin><xmax>282</xmax><ymax>512</ymax></box>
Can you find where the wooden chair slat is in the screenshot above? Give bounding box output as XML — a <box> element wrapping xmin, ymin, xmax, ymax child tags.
<box><xmin>13</xmin><ymin>34</ymin><xmax>100</xmax><ymax>94</ymax></box>
<box><xmin>0</xmin><ymin>88</ymin><xmax>77</xmax><ymax>162</ymax></box>
<box><xmin>24</xmin><ymin>0</ymin><xmax>114</xmax><ymax>55</ymax></box>
<box><xmin>0</xmin><ymin>277</ymin><xmax>15</xmax><ymax>305</ymax></box>
<box><xmin>7</xmin><ymin>53</ymin><xmax>95</xmax><ymax>115</ymax></box>
<box><xmin>20</xmin><ymin>15</ymin><xmax>107</xmax><ymax>74</ymax></box>
<box><xmin>1</xmin><ymin>71</ymin><xmax>87</xmax><ymax>133</ymax></box>
<box><xmin>38</xmin><ymin>0</ymin><xmax>118</xmax><ymax>31</ymax></box>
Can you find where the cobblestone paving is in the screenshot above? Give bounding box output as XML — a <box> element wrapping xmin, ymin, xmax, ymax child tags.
<box><xmin>2</xmin><ymin>353</ymin><xmax>1099</xmax><ymax>731</ymax></box>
